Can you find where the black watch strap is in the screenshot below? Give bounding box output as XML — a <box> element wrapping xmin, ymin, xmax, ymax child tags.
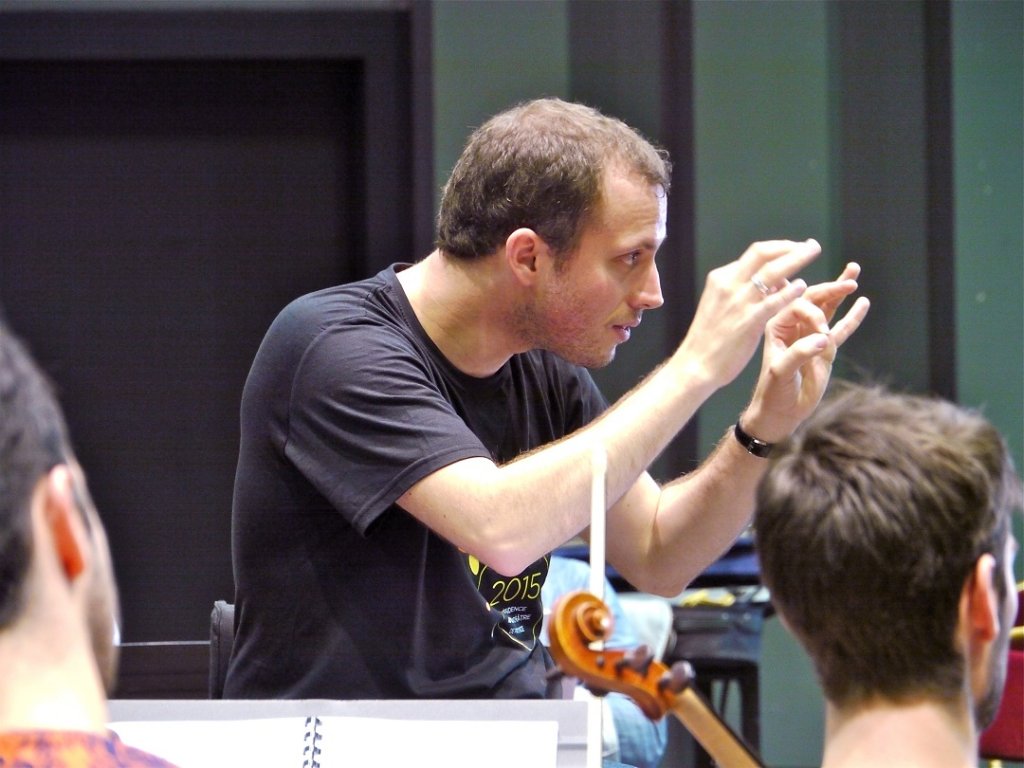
<box><xmin>734</xmin><ymin>421</ymin><xmax>774</xmax><ymax>458</ymax></box>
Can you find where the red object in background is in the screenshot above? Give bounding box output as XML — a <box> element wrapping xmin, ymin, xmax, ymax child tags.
<box><xmin>978</xmin><ymin>584</ymin><xmax>1024</xmax><ymax>762</ymax></box>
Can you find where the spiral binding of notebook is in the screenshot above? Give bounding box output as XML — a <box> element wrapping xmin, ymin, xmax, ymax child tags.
<box><xmin>302</xmin><ymin>716</ymin><xmax>322</xmax><ymax>768</ymax></box>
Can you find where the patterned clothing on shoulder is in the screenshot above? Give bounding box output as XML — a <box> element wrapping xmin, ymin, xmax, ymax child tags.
<box><xmin>0</xmin><ymin>730</ymin><xmax>177</xmax><ymax>768</ymax></box>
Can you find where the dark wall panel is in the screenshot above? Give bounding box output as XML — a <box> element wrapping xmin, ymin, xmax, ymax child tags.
<box><xmin>0</xmin><ymin>5</ymin><xmax>425</xmax><ymax>643</ymax></box>
<box><xmin>0</xmin><ymin>60</ymin><xmax>361</xmax><ymax>641</ymax></box>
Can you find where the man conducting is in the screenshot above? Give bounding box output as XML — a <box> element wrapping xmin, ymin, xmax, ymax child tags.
<box><xmin>225</xmin><ymin>98</ymin><xmax>870</xmax><ymax>700</ymax></box>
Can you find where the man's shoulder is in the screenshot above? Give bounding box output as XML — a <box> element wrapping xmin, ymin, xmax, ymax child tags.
<box><xmin>263</xmin><ymin>266</ymin><xmax>411</xmax><ymax>350</ymax></box>
<box><xmin>283</xmin><ymin>266</ymin><xmax>401</xmax><ymax>324</ymax></box>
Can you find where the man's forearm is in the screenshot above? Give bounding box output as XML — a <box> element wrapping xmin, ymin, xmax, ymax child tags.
<box><xmin>399</xmin><ymin>351</ymin><xmax>723</xmax><ymax>577</ymax></box>
<box><xmin>607</xmin><ymin>425</ymin><xmax>768</xmax><ymax>596</ymax></box>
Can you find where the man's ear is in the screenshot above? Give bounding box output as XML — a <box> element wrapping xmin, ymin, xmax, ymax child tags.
<box><xmin>960</xmin><ymin>553</ymin><xmax>1002</xmax><ymax>656</ymax></box>
<box><xmin>42</xmin><ymin>464</ymin><xmax>87</xmax><ymax>581</ymax></box>
<box><xmin>504</xmin><ymin>228</ymin><xmax>548</xmax><ymax>286</ymax></box>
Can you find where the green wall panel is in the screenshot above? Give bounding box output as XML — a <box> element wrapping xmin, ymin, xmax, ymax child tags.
<box><xmin>952</xmin><ymin>0</ymin><xmax>1023</xmax><ymax>473</ymax></box>
<box><xmin>432</xmin><ymin>0</ymin><xmax>569</xmax><ymax>204</ymax></box>
<box><xmin>693</xmin><ymin>0</ymin><xmax>834</xmax><ymax>456</ymax></box>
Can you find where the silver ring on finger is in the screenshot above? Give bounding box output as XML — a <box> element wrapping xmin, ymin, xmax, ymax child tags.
<box><xmin>751</xmin><ymin>274</ymin><xmax>771</xmax><ymax>296</ymax></box>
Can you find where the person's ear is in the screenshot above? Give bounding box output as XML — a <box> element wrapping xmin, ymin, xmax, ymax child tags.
<box><xmin>504</xmin><ymin>228</ymin><xmax>548</xmax><ymax>285</ymax></box>
<box><xmin>965</xmin><ymin>554</ymin><xmax>1001</xmax><ymax>643</ymax></box>
<box><xmin>42</xmin><ymin>464</ymin><xmax>87</xmax><ymax>581</ymax></box>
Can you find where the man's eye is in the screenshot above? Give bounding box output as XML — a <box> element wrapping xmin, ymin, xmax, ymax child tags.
<box><xmin>624</xmin><ymin>251</ymin><xmax>641</xmax><ymax>266</ymax></box>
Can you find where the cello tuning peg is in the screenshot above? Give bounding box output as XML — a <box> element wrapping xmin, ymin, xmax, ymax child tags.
<box><xmin>615</xmin><ymin>644</ymin><xmax>655</xmax><ymax>676</ymax></box>
<box><xmin>631</xmin><ymin>643</ymin><xmax>654</xmax><ymax>661</ymax></box>
<box><xmin>659</xmin><ymin>660</ymin><xmax>695</xmax><ymax>695</ymax></box>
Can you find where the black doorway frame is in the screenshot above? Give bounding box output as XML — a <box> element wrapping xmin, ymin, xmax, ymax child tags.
<box><xmin>0</xmin><ymin>2</ymin><xmax>435</xmax><ymax>271</ymax></box>
<box><xmin>0</xmin><ymin>2</ymin><xmax>432</xmax><ymax>643</ymax></box>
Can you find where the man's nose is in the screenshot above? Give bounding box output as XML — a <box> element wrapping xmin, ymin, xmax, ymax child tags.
<box><xmin>632</xmin><ymin>263</ymin><xmax>664</xmax><ymax>311</ymax></box>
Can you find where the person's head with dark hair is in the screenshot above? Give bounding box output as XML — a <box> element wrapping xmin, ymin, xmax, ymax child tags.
<box><xmin>0</xmin><ymin>314</ymin><xmax>120</xmax><ymax>689</ymax></box>
<box><xmin>0</xmin><ymin>321</ymin><xmax>67</xmax><ymax>625</ymax></box>
<box><xmin>417</xmin><ymin>98</ymin><xmax>676</xmax><ymax>372</ymax></box>
<box><xmin>755</xmin><ymin>381</ymin><xmax>1021</xmax><ymax>767</ymax></box>
<box><xmin>436</xmin><ymin>97</ymin><xmax>671</xmax><ymax>264</ymax></box>
<box><xmin>0</xmin><ymin>317</ymin><xmax>174</xmax><ymax>765</ymax></box>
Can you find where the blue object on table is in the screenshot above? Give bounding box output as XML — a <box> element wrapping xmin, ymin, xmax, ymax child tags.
<box><xmin>553</xmin><ymin>535</ymin><xmax>760</xmax><ymax>592</ymax></box>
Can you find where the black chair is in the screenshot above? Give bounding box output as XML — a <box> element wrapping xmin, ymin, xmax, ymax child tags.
<box><xmin>208</xmin><ymin>599</ymin><xmax>235</xmax><ymax>699</ymax></box>
<box><xmin>665</xmin><ymin>600</ymin><xmax>767</xmax><ymax>768</ymax></box>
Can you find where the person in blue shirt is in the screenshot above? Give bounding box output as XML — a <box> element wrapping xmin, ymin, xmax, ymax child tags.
<box><xmin>542</xmin><ymin>555</ymin><xmax>669</xmax><ymax>768</ymax></box>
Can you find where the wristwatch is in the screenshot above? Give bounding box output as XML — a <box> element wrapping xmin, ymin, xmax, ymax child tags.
<box><xmin>733</xmin><ymin>421</ymin><xmax>774</xmax><ymax>458</ymax></box>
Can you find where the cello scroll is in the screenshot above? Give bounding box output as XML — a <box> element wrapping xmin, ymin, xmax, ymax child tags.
<box><xmin>547</xmin><ymin>589</ymin><xmax>764</xmax><ymax>768</ymax></box>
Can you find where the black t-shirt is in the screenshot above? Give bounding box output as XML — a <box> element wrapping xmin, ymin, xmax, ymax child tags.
<box><xmin>224</xmin><ymin>265</ymin><xmax>607</xmax><ymax>699</ymax></box>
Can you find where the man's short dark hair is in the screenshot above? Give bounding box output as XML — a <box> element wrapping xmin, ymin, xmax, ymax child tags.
<box><xmin>0</xmin><ymin>317</ymin><xmax>74</xmax><ymax>628</ymax></box>
<box><xmin>754</xmin><ymin>382</ymin><xmax>1021</xmax><ymax>708</ymax></box>
<box><xmin>436</xmin><ymin>98</ymin><xmax>671</xmax><ymax>261</ymax></box>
